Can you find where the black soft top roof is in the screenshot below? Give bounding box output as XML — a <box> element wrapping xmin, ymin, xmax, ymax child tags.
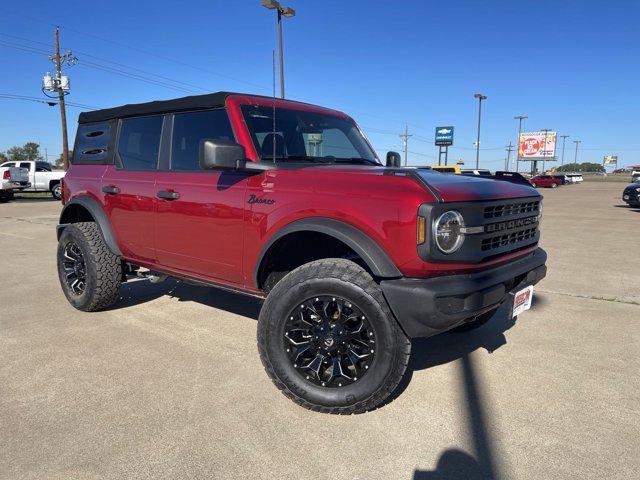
<box><xmin>78</xmin><ymin>91</ymin><xmax>237</xmax><ymax>124</ymax></box>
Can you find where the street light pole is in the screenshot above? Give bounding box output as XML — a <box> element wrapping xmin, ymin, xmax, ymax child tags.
<box><xmin>559</xmin><ymin>135</ymin><xmax>569</xmax><ymax>166</ymax></box>
<box><xmin>474</xmin><ymin>93</ymin><xmax>487</xmax><ymax>169</ymax></box>
<box><xmin>514</xmin><ymin>115</ymin><xmax>527</xmax><ymax>173</ymax></box>
<box><xmin>261</xmin><ymin>1</ymin><xmax>295</xmax><ymax>99</ymax></box>
<box><xmin>573</xmin><ymin>140</ymin><xmax>581</xmax><ymax>166</ymax></box>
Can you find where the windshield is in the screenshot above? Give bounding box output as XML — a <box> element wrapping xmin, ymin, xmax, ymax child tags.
<box><xmin>241</xmin><ymin>105</ymin><xmax>379</xmax><ymax>165</ymax></box>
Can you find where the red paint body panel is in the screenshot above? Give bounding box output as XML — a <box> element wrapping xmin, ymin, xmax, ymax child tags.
<box><xmin>63</xmin><ymin>94</ymin><xmax>542</xmax><ymax>295</ymax></box>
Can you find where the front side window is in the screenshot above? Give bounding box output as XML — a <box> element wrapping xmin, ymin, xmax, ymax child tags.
<box><xmin>118</xmin><ymin>116</ymin><xmax>163</xmax><ymax>170</ymax></box>
<box><xmin>171</xmin><ymin>109</ymin><xmax>235</xmax><ymax>171</ymax></box>
<box><xmin>241</xmin><ymin>105</ymin><xmax>379</xmax><ymax>165</ymax></box>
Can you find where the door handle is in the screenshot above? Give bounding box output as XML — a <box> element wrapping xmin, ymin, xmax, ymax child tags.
<box><xmin>102</xmin><ymin>185</ymin><xmax>120</xmax><ymax>195</ymax></box>
<box><xmin>157</xmin><ymin>190</ymin><xmax>180</xmax><ymax>200</ymax></box>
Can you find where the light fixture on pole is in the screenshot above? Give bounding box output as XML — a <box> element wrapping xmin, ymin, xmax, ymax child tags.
<box><xmin>261</xmin><ymin>0</ymin><xmax>295</xmax><ymax>99</ymax></box>
<box><xmin>473</xmin><ymin>93</ymin><xmax>487</xmax><ymax>169</ymax></box>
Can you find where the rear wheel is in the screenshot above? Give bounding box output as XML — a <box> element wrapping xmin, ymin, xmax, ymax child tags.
<box><xmin>531</xmin><ymin>182</ymin><xmax>537</xmax><ymax>188</ymax></box>
<box><xmin>57</xmin><ymin>222</ymin><xmax>121</xmax><ymax>311</ymax></box>
<box><xmin>0</xmin><ymin>191</ymin><xmax>13</xmax><ymax>202</ymax></box>
<box><xmin>551</xmin><ymin>182</ymin><xmax>558</xmax><ymax>188</ymax></box>
<box><xmin>258</xmin><ymin>259</ymin><xmax>411</xmax><ymax>414</ymax></box>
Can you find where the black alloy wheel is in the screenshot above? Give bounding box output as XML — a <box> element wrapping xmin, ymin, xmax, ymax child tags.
<box><xmin>284</xmin><ymin>295</ymin><xmax>376</xmax><ymax>388</ymax></box>
<box><xmin>62</xmin><ymin>241</ymin><xmax>87</xmax><ymax>295</ymax></box>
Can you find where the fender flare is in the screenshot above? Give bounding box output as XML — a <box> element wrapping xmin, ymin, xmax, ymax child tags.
<box><xmin>254</xmin><ymin>217</ymin><xmax>401</xmax><ymax>288</ymax></box>
<box><xmin>56</xmin><ymin>195</ymin><xmax>122</xmax><ymax>256</ymax></box>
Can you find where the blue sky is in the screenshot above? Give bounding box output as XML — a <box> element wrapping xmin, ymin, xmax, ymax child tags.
<box><xmin>1</xmin><ymin>0</ymin><xmax>638</xmax><ymax>169</ymax></box>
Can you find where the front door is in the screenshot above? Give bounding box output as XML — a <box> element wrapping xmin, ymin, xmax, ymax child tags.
<box><xmin>154</xmin><ymin>109</ymin><xmax>247</xmax><ymax>284</ymax></box>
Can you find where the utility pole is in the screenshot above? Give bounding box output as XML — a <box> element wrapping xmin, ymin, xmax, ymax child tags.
<box><xmin>559</xmin><ymin>134</ymin><xmax>569</xmax><ymax>166</ymax></box>
<box><xmin>53</xmin><ymin>27</ymin><xmax>69</xmax><ymax>170</ymax></box>
<box><xmin>505</xmin><ymin>142</ymin><xmax>514</xmax><ymax>171</ymax></box>
<box><xmin>399</xmin><ymin>124</ymin><xmax>412</xmax><ymax>166</ymax></box>
<box><xmin>473</xmin><ymin>93</ymin><xmax>487</xmax><ymax>169</ymax></box>
<box><xmin>514</xmin><ymin>115</ymin><xmax>527</xmax><ymax>173</ymax></box>
<box><xmin>43</xmin><ymin>27</ymin><xmax>76</xmax><ymax>171</ymax></box>
<box><xmin>573</xmin><ymin>140</ymin><xmax>581</xmax><ymax>166</ymax></box>
<box><xmin>540</xmin><ymin>128</ymin><xmax>552</xmax><ymax>173</ymax></box>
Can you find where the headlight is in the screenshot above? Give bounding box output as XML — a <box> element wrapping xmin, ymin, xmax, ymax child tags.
<box><xmin>635</xmin><ymin>187</ymin><xmax>640</xmax><ymax>193</ymax></box>
<box><xmin>433</xmin><ymin>210</ymin><xmax>465</xmax><ymax>254</ymax></box>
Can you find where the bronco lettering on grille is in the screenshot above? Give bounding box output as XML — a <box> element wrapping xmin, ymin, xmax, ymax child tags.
<box><xmin>485</xmin><ymin>216</ymin><xmax>538</xmax><ymax>233</ymax></box>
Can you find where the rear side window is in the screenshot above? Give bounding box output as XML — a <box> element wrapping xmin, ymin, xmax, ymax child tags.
<box><xmin>171</xmin><ymin>109</ymin><xmax>235</xmax><ymax>171</ymax></box>
<box><xmin>118</xmin><ymin>116</ymin><xmax>163</xmax><ymax>171</ymax></box>
<box><xmin>73</xmin><ymin>122</ymin><xmax>112</xmax><ymax>164</ymax></box>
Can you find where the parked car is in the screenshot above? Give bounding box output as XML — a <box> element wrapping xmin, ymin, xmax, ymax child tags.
<box><xmin>631</xmin><ymin>171</ymin><xmax>640</xmax><ymax>183</ymax></box>
<box><xmin>0</xmin><ymin>164</ymin><xmax>29</xmax><ymax>202</ymax></box>
<box><xmin>564</xmin><ymin>173</ymin><xmax>584</xmax><ymax>184</ymax></box>
<box><xmin>56</xmin><ymin>92</ymin><xmax>547</xmax><ymax>413</ymax></box>
<box><xmin>530</xmin><ymin>175</ymin><xmax>561</xmax><ymax>188</ymax></box>
<box><xmin>622</xmin><ymin>184</ymin><xmax>640</xmax><ymax>207</ymax></box>
<box><xmin>0</xmin><ymin>160</ymin><xmax>65</xmax><ymax>199</ymax></box>
<box><xmin>460</xmin><ymin>169</ymin><xmax>492</xmax><ymax>176</ymax></box>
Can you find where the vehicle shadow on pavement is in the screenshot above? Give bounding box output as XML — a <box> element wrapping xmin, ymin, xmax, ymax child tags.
<box><xmin>113</xmin><ymin>278</ymin><xmax>263</xmax><ymax>320</ymax></box>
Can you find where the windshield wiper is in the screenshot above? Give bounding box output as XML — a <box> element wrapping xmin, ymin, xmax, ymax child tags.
<box><xmin>263</xmin><ymin>155</ymin><xmax>332</xmax><ymax>163</ymax></box>
<box><xmin>333</xmin><ymin>157</ymin><xmax>380</xmax><ymax>165</ymax></box>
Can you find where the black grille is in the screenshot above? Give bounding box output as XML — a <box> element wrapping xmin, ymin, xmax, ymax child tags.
<box><xmin>481</xmin><ymin>227</ymin><xmax>537</xmax><ymax>251</ymax></box>
<box><xmin>484</xmin><ymin>200</ymin><xmax>540</xmax><ymax>219</ymax></box>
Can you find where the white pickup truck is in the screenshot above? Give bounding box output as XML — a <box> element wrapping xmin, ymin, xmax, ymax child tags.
<box><xmin>0</xmin><ymin>160</ymin><xmax>65</xmax><ymax>199</ymax></box>
<box><xmin>0</xmin><ymin>164</ymin><xmax>30</xmax><ymax>202</ymax></box>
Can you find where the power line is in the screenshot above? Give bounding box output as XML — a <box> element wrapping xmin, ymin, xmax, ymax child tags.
<box><xmin>0</xmin><ymin>9</ymin><xmax>271</xmax><ymax>91</ymax></box>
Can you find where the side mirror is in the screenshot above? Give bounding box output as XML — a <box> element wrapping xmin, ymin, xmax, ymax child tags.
<box><xmin>199</xmin><ymin>139</ymin><xmax>246</xmax><ymax>170</ymax></box>
<box><xmin>386</xmin><ymin>151</ymin><xmax>402</xmax><ymax>167</ymax></box>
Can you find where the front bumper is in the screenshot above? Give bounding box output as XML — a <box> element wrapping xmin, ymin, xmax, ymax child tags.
<box><xmin>380</xmin><ymin>248</ymin><xmax>547</xmax><ymax>338</ymax></box>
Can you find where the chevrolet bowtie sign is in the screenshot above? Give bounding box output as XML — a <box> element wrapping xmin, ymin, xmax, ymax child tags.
<box><xmin>435</xmin><ymin>126</ymin><xmax>454</xmax><ymax>146</ymax></box>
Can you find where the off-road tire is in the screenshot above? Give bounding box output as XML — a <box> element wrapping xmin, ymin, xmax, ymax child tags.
<box><xmin>451</xmin><ymin>307</ymin><xmax>499</xmax><ymax>332</ymax></box>
<box><xmin>258</xmin><ymin>258</ymin><xmax>411</xmax><ymax>414</ymax></box>
<box><xmin>57</xmin><ymin>222</ymin><xmax>121</xmax><ymax>311</ymax></box>
<box><xmin>51</xmin><ymin>183</ymin><xmax>62</xmax><ymax>200</ymax></box>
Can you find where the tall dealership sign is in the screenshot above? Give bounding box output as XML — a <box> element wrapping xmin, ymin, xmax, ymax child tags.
<box><xmin>435</xmin><ymin>126</ymin><xmax>454</xmax><ymax>165</ymax></box>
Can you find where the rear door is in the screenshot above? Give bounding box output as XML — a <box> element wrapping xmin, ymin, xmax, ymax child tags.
<box><xmin>154</xmin><ymin>109</ymin><xmax>247</xmax><ymax>284</ymax></box>
<box><xmin>101</xmin><ymin>115</ymin><xmax>163</xmax><ymax>264</ymax></box>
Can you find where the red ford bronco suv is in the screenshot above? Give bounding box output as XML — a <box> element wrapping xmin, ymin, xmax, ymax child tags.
<box><xmin>57</xmin><ymin>92</ymin><xmax>546</xmax><ymax>413</ymax></box>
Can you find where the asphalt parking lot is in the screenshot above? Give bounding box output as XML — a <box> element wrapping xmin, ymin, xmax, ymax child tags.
<box><xmin>1</xmin><ymin>182</ymin><xmax>638</xmax><ymax>480</ymax></box>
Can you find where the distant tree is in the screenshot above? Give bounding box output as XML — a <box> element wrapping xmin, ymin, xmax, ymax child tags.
<box><xmin>53</xmin><ymin>151</ymin><xmax>70</xmax><ymax>170</ymax></box>
<box><xmin>556</xmin><ymin>162</ymin><xmax>605</xmax><ymax>173</ymax></box>
<box><xmin>0</xmin><ymin>142</ymin><xmax>44</xmax><ymax>162</ymax></box>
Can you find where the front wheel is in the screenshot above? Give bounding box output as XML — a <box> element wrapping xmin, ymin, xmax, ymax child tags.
<box><xmin>57</xmin><ymin>222</ymin><xmax>122</xmax><ymax>311</ymax></box>
<box><xmin>531</xmin><ymin>182</ymin><xmax>537</xmax><ymax>188</ymax></box>
<box><xmin>51</xmin><ymin>183</ymin><xmax>62</xmax><ymax>200</ymax></box>
<box><xmin>258</xmin><ymin>259</ymin><xmax>411</xmax><ymax>414</ymax></box>
<box><xmin>551</xmin><ymin>182</ymin><xmax>558</xmax><ymax>188</ymax></box>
